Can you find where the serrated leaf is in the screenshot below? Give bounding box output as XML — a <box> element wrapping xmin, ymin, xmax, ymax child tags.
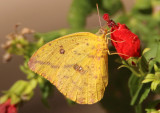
<box><xmin>131</xmin><ymin>83</ymin><xmax>150</xmax><ymax>105</ymax></box>
<box><xmin>129</xmin><ymin>74</ymin><xmax>150</xmax><ymax>105</ymax></box>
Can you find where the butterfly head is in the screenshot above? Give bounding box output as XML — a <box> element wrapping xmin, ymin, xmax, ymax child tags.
<box><xmin>96</xmin><ymin>27</ymin><xmax>108</xmax><ymax>39</ymax></box>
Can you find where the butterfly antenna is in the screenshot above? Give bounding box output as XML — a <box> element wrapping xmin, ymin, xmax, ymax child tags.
<box><xmin>96</xmin><ymin>4</ymin><xmax>102</xmax><ymax>29</ymax></box>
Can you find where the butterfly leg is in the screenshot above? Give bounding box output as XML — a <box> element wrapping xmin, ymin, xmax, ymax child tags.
<box><xmin>107</xmin><ymin>50</ymin><xmax>129</xmax><ymax>57</ymax></box>
<box><xmin>105</xmin><ymin>38</ymin><xmax>128</xmax><ymax>57</ymax></box>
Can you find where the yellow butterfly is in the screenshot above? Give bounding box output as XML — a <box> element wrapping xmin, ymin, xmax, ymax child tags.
<box><xmin>29</xmin><ymin>4</ymin><xmax>109</xmax><ymax>105</ymax></box>
<box><xmin>28</xmin><ymin>30</ymin><xmax>109</xmax><ymax>104</ymax></box>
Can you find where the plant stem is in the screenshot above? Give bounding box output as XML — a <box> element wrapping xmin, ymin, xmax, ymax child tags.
<box><xmin>135</xmin><ymin>104</ymin><xmax>142</xmax><ymax>113</ymax></box>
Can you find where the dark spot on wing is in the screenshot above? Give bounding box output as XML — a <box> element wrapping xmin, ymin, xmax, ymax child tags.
<box><xmin>59</xmin><ymin>45</ymin><xmax>65</xmax><ymax>54</ymax></box>
<box><xmin>73</xmin><ymin>64</ymin><xmax>80</xmax><ymax>71</ymax></box>
<box><xmin>73</xmin><ymin>64</ymin><xmax>86</xmax><ymax>74</ymax></box>
<box><xmin>86</xmin><ymin>43</ymin><xmax>89</xmax><ymax>46</ymax></box>
<box><xmin>60</xmin><ymin>49</ymin><xmax>65</xmax><ymax>54</ymax></box>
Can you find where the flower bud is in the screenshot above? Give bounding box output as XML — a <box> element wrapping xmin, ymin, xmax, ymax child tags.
<box><xmin>0</xmin><ymin>99</ymin><xmax>17</xmax><ymax>113</ymax></box>
<box><xmin>103</xmin><ymin>14</ymin><xmax>141</xmax><ymax>60</ymax></box>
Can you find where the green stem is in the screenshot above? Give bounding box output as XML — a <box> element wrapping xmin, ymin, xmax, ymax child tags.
<box><xmin>135</xmin><ymin>104</ymin><xmax>142</xmax><ymax>113</ymax></box>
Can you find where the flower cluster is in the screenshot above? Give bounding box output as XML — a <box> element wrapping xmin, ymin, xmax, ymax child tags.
<box><xmin>103</xmin><ymin>14</ymin><xmax>141</xmax><ymax>60</ymax></box>
<box><xmin>0</xmin><ymin>99</ymin><xmax>17</xmax><ymax>113</ymax></box>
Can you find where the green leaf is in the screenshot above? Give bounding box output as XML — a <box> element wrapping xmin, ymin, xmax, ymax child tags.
<box><xmin>151</xmin><ymin>80</ymin><xmax>160</xmax><ymax>91</ymax></box>
<box><xmin>29</xmin><ymin>79</ymin><xmax>37</xmax><ymax>89</ymax></box>
<box><xmin>10</xmin><ymin>94</ymin><xmax>21</xmax><ymax>104</ymax></box>
<box><xmin>9</xmin><ymin>80</ymin><xmax>28</xmax><ymax>95</ymax></box>
<box><xmin>145</xmin><ymin>74</ymin><xmax>155</xmax><ymax>79</ymax></box>
<box><xmin>142</xmin><ymin>48</ymin><xmax>150</xmax><ymax>55</ymax></box>
<box><xmin>0</xmin><ymin>94</ymin><xmax>9</xmax><ymax>104</ymax></box>
<box><xmin>154</xmin><ymin>64</ymin><xmax>159</xmax><ymax>72</ymax></box>
<box><xmin>138</xmin><ymin>84</ymin><xmax>150</xmax><ymax>104</ymax></box>
<box><xmin>38</xmin><ymin>77</ymin><xmax>53</xmax><ymax>107</ymax></box>
<box><xmin>142</xmin><ymin>74</ymin><xmax>155</xmax><ymax>83</ymax></box>
<box><xmin>20</xmin><ymin>59</ymin><xmax>38</xmax><ymax>80</ymax></box>
<box><xmin>145</xmin><ymin>100</ymin><xmax>160</xmax><ymax>113</ymax></box>
<box><xmin>145</xmin><ymin>37</ymin><xmax>160</xmax><ymax>69</ymax></box>
<box><xmin>129</xmin><ymin>74</ymin><xmax>141</xmax><ymax>97</ymax></box>
<box><xmin>142</xmin><ymin>79</ymin><xmax>154</xmax><ymax>83</ymax></box>
<box><xmin>137</xmin><ymin>56</ymin><xmax>149</xmax><ymax>76</ymax></box>
<box><xmin>22</xmin><ymin>85</ymin><xmax>33</xmax><ymax>95</ymax></box>
<box><xmin>131</xmin><ymin>83</ymin><xmax>150</xmax><ymax>105</ymax></box>
<box><xmin>146</xmin><ymin>109</ymin><xmax>159</xmax><ymax>113</ymax></box>
<box><xmin>21</xmin><ymin>90</ymin><xmax>34</xmax><ymax>101</ymax></box>
<box><xmin>19</xmin><ymin>80</ymin><xmax>37</xmax><ymax>101</ymax></box>
<box><xmin>128</xmin><ymin>74</ymin><xmax>150</xmax><ymax>105</ymax></box>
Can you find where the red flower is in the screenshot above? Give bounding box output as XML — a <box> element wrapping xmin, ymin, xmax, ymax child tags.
<box><xmin>0</xmin><ymin>99</ymin><xmax>17</xmax><ymax>113</ymax></box>
<box><xmin>103</xmin><ymin>13</ymin><xmax>141</xmax><ymax>60</ymax></box>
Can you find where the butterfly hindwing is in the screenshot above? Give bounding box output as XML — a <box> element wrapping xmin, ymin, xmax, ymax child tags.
<box><xmin>28</xmin><ymin>32</ymin><xmax>108</xmax><ymax>104</ymax></box>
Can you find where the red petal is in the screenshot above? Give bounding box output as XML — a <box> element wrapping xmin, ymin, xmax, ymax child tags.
<box><xmin>111</xmin><ymin>23</ymin><xmax>141</xmax><ymax>60</ymax></box>
<box><xmin>8</xmin><ymin>105</ymin><xmax>17</xmax><ymax>113</ymax></box>
<box><xmin>103</xmin><ymin>13</ymin><xmax>110</xmax><ymax>21</ymax></box>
